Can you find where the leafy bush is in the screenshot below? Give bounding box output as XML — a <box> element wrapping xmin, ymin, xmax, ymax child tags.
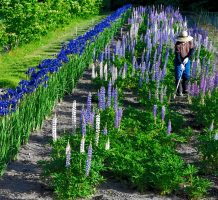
<box><xmin>191</xmin><ymin>90</ymin><xmax>218</xmax><ymax>128</ymax></box>
<box><xmin>197</xmin><ymin>129</ymin><xmax>218</xmax><ymax>175</ymax></box>
<box><xmin>184</xmin><ymin>164</ymin><xmax>212</xmax><ymax>199</ymax></box>
<box><xmin>0</xmin><ymin>0</ymin><xmax>103</xmax><ymax>50</ymax></box>
<box><xmin>41</xmin><ymin>136</ymin><xmax>105</xmax><ymax>199</ymax></box>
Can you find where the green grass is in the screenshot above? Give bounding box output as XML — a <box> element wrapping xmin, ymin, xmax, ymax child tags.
<box><xmin>0</xmin><ymin>15</ymin><xmax>107</xmax><ymax>89</ymax></box>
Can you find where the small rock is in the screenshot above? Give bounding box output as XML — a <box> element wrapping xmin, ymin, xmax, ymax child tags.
<box><xmin>0</xmin><ymin>88</ymin><xmax>5</xmax><ymax>95</ymax></box>
<box><xmin>92</xmin><ymin>195</ymin><xmax>108</xmax><ymax>200</ymax></box>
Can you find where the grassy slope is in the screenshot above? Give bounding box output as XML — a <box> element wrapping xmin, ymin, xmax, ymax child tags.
<box><xmin>0</xmin><ymin>15</ymin><xmax>107</xmax><ymax>89</ymax></box>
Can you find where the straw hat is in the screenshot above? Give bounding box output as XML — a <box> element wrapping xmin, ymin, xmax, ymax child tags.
<box><xmin>176</xmin><ymin>30</ymin><xmax>193</xmax><ymax>42</ymax></box>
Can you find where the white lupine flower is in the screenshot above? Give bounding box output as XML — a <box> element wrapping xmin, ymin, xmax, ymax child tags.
<box><xmin>104</xmin><ymin>63</ymin><xmax>108</xmax><ymax>81</ymax></box>
<box><xmin>91</xmin><ymin>63</ymin><xmax>95</xmax><ymax>79</ymax></box>
<box><xmin>100</xmin><ymin>61</ymin><xmax>103</xmax><ymax>79</ymax></box>
<box><xmin>183</xmin><ymin>20</ymin><xmax>187</xmax><ymax>29</ymax></box>
<box><xmin>112</xmin><ymin>65</ymin><xmax>117</xmax><ymax>84</ymax></box>
<box><xmin>80</xmin><ymin>136</ymin><xmax>85</xmax><ymax>153</ymax></box>
<box><xmin>209</xmin><ymin>120</ymin><xmax>214</xmax><ymax>132</ymax></box>
<box><xmin>132</xmin><ymin>64</ymin><xmax>135</xmax><ymax>76</ymax></box>
<box><xmin>214</xmin><ymin>133</ymin><xmax>218</xmax><ymax>140</ymax></box>
<box><xmin>154</xmin><ymin>22</ymin><xmax>157</xmax><ymax>32</ymax></box>
<box><xmin>105</xmin><ymin>137</ymin><xmax>110</xmax><ymax>150</ymax></box>
<box><xmin>52</xmin><ymin>114</ymin><xmax>57</xmax><ymax>142</ymax></box>
<box><xmin>95</xmin><ymin>113</ymin><xmax>100</xmax><ymax>146</ymax></box>
<box><xmin>65</xmin><ymin>141</ymin><xmax>71</xmax><ymax>168</ymax></box>
<box><xmin>72</xmin><ymin>100</ymin><xmax>77</xmax><ymax>132</ymax></box>
<box><xmin>122</xmin><ymin>67</ymin><xmax>126</xmax><ymax>79</ymax></box>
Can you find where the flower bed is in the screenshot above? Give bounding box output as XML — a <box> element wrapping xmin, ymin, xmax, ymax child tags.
<box><xmin>41</xmin><ymin>5</ymin><xmax>217</xmax><ymax>199</ymax></box>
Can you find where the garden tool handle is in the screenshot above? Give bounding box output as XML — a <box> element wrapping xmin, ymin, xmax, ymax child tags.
<box><xmin>173</xmin><ymin>67</ymin><xmax>185</xmax><ymax>98</ymax></box>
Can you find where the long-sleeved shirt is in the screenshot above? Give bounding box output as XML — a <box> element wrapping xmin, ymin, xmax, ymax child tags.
<box><xmin>174</xmin><ymin>40</ymin><xmax>195</xmax><ymax>65</ymax></box>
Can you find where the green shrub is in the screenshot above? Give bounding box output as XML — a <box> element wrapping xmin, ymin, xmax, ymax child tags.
<box><xmin>192</xmin><ymin>90</ymin><xmax>218</xmax><ymax>128</ymax></box>
<box><xmin>184</xmin><ymin>164</ymin><xmax>212</xmax><ymax>199</ymax></box>
<box><xmin>0</xmin><ymin>0</ymin><xmax>103</xmax><ymax>50</ymax></box>
<box><xmin>41</xmin><ymin>136</ymin><xmax>105</xmax><ymax>199</ymax></box>
<box><xmin>197</xmin><ymin>129</ymin><xmax>218</xmax><ymax>175</ymax></box>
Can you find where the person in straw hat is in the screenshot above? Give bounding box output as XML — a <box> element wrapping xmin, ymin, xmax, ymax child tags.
<box><xmin>174</xmin><ymin>30</ymin><xmax>195</xmax><ymax>96</ymax></box>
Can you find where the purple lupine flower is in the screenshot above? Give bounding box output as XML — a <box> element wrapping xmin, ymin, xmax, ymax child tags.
<box><xmin>98</xmin><ymin>87</ymin><xmax>105</xmax><ymax>110</ymax></box>
<box><xmin>86</xmin><ymin>92</ymin><xmax>92</xmax><ymax>118</ymax></box>
<box><xmin>139</xmin><ymin>76</ymin><xmax>143</xmax><ymax>87</ymax></box>
<box><xmin>99</xmin><ymin>53</ymin><xmax>103</xmax><ymax>62</ymax></box>
<box><xmin>190</xmin><ymin>83</ymin><xmax>195</xmax><ymax>96</ymax></box>
<box><xmin>103</xmin><ymin>125</ymin><xmax>108</xmax><ymax>135</ymax></box>
<box><xmin>81</xmin><ymin>117</ymin><xmax>86</xmax><ymax>137</ymax></box>
<box><xmin>161</xmin><ymin>106</ymin><xmax>165</xmax><ymax>122</ymax></box>
<box><xmin>212</xmin><ymin>63</ymin><xmax>216</xmax><ymax>73</ymax></box>
<box><xmin>208</xmin><ymin>76</ymin><xmax>215</xmax><ymax>91</ymax></box>
<box><xmin>202</xmin><ymin>80</ymin><xmax>207</xmax><ymax>94</ymax></box>
<box><xmin>115</xmin><ymin>109</ymin><xmax>119</xmax><ymax>128</ymax></box>
<box><xmin>124</xmin><ymin>62</ymin><xmax>128</xmax><ymax>73</ymax></box>
<box><xmin>155</xmin><ymin>88</ymin><xmax>159</xmax><ymax>100</ymax></box>
<box><xmin>80</xmin><ymin>105</ymin><xmax>85</xmax><ymax>124</ymax></box>
<box><xmin>141</xmin><ymin>62</ymin><xmax>146</xmax><ymax>75</ymax></box>
<box><xmin>100</xmin><ymin>86</ymin><xmax>106</xmax><ymax>110</ymax></box>
<box><xmin>152</xmin><ymin>71</ymin><xmax>155</xmax><ymax>81</ymax></box>
<box><xmin>107</xmin><ymin>81</ymin><xmax>112</xmax><ymax>108</ymax></box>
<box><xmin>89</xmin><ymin>111</ymin><xmax>95</xmax><ymax>128</ymax></box>
<box><xmin>191</xmin><ymin>61</ymin><xmax>197</xmax><ymax>78</ymax></box>
<box><xmin>148</xmin><ymin>89</ymin><xmax>151</xmax><ymax>100</ymax></box>
<box><xmin>153</xmin><ymin>48</ymin><xmax>157</xmax><ymax>64</ymax></box>
<box><xmin>146</xmin><ymin>73</ymin><xmax>149</xmax><ymax>84</ymax></box>
<box><xmin>195</xmin><ymin>83</ymin><xmax>200</xmax><ymax>96</ymax></box>
<box><xmin>141</xmin><ymin>51</ymin><xmax>145</xmax><ymax>63</ymax></box>
<box><xmin>85</xmin><ymin>110</ymin><xmax>90</xmax><ymax>123</ymax></box>
<box><xmin>200</xmin><ymin>77</ymin><xmax>205</xmax><ymax>91</ymax></box>
<box><xmin>153</xmin><ymin>105</ymin><xmax>157</xmax><ymax>122</ymax></box>
<box><xmin>113</xmin><ymin>86</ymin><xmax>118</xmax><ymax>110</ymax></box>
<box><xmin>215</xmin><ymin>71</ymin><xmax>218</xmax><ymax>86</ymax></box>
<box><xmin>85</xmin><ymin>143</ymin><xmax>93</xmax><ymax>176</ymax></box>
<box><xmin>145</xmin><ymin>50</ymin><xmax>150</xmax><ymax>64</ymax></box>
<box><xmin>118</xmin><ymin>107</ymin><xmax>123</xmax><ymax>124</ymax></box>
<box><xmin>167</xmin><ymin>120</ymin><xmax>172</xmax><ymax>135</ymax></box>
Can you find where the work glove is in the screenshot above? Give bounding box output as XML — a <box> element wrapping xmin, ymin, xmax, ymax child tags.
<box><xmin>183</xmin><ymin>57</ymin><xmax>189</xmax><ymax>65</ymax></box>
<box><xmin>181</xmin><ymin>64</ymin><xmax>185</xmax><ymax>71</ymax></box>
